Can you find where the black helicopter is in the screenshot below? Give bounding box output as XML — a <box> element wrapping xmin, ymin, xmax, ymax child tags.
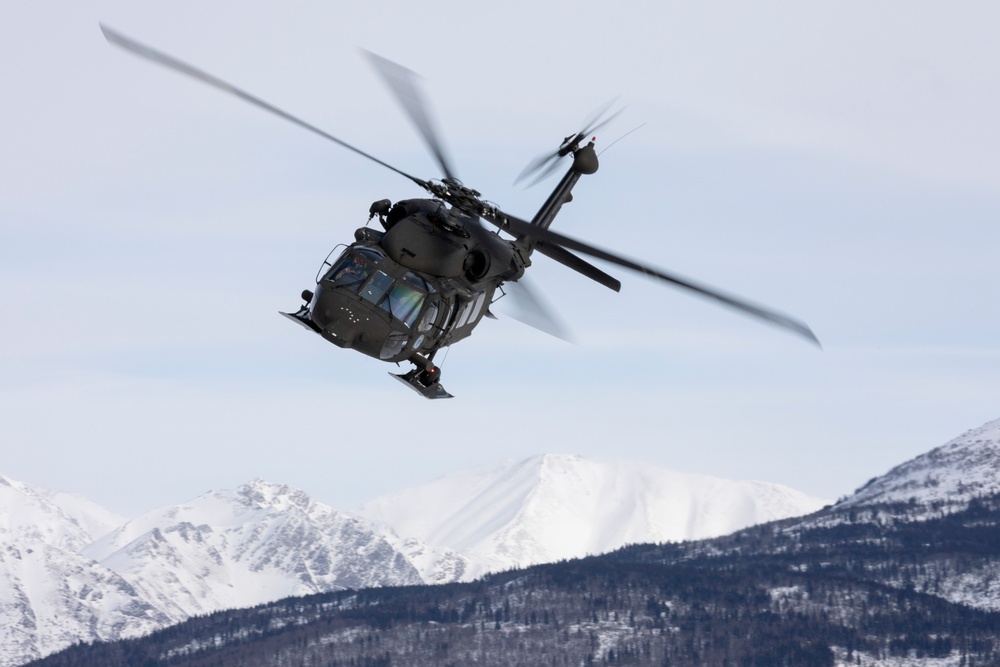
<box><xmin>102</xmin><ymin>26</ymin><xmax>819</xmax><ymax>399</ymax></box>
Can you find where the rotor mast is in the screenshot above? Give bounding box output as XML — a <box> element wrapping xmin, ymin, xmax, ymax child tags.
<box><xmin>524</xmin><ymin>138</ymin><xmax>598</xmax><ymax>235</ymax></box>
<box><xmin>515</xmin><ymin>139</ymin><xmax>622</xmax><ymax>292</ymax></box>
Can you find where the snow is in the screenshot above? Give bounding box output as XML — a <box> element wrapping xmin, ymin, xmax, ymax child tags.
<box><xmin>842</xmin><ymin>417</ymin><xmax>1000</xmax><ymax>510</ymax></box>
<box><xmin>0</xmin><ymin>474</ymin><xmax>118</xmax><ymax>553</ymax></box>
<box><xmin>831</xmin><ymin>647</ymin><xmax>965</xmax><ymax>667</ymax></box>
<box><xmin>0</xmin><ymin>475</ymin><xmax>167</xmax><ymax>667</ymax></box>
<box><xmin>20</xmin><ymin>421</ymin><xmax>1000</xmax><ymax>667</ymax></box>
<box><xmin>356</xmin><ymin>453</ymin><xmax>830</xmax><ymax>579</ymax></box>
<box><xmin>83</xmin><ymin>480</ymin><xmax>426</xmax><ymax>616</ymax></box>
<box><xmin>0</xmin><ymin>476</ymin><xmax>435</xmax><ymax>667</ymax></box>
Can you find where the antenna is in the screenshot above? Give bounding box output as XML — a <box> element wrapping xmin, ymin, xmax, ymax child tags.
<box><xmin>598</xmin><ymin>122</ymin><xmax>647</xmax><ymax>157</ymax></box>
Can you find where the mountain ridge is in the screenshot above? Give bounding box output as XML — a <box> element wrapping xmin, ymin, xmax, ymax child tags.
<box><xmin>842</xmin><ymin>416</ymin><xmax>1000</xmax><ymax>511</ymax></box>
<box><xmin>82</xmin><ymin>480</ymin><xmax>430</xmax><ymax>617</ymax></box>
<box><xmin>356</xmin><ymin>453</ymin><xmax>830</xmax><ymax>578</ymax></box>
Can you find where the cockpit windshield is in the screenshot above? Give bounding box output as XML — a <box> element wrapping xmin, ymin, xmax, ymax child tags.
<box><xmin>327</xmin><ymin>250</ymin><xmax>428</xmax><ymax>330</ymax></box>
<box><xmin>328</xmin><ymin>247</ymin><xmax>383</xmax><ymax>291</ymax></box>
<box><xmin>380</xmin><ymin>272</ymin><xmax>427</xmax><ymax>328</ymax></box>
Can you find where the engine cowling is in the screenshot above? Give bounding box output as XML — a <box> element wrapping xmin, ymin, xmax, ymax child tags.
<box><xmin>379</xmin><ymin>198</ymin><xmax>515</xmax><ymax>284</ymax></box>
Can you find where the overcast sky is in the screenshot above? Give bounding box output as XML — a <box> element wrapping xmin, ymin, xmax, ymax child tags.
<box><xmin>2</xmin><ymin>1</ymin><xmax>998</xmax><ymax>517</ymax></box>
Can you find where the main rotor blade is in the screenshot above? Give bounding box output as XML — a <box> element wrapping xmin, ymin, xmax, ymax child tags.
<box><xmin>100</xmin><ymin>25</ymin><xmax>428</xmax><ymax>188</ymax></box>
<box><xmin>535</xmin><ymin>241</ymin><xmax>621</xmax><ymax>292</ymax></box>
<box><xmin>490</xmin><ymin>212</ymin><xmax>820</xmax><ymax>346</ymax></box>
<box><xmin>499</xmin><ymin>279</ymin><xmax>574</xmax><ymax>342</ymax></box>
<box><xmin>363</xmin><ymin>50</ymin><xmax>458</xmax><ymax>182</ymax></box>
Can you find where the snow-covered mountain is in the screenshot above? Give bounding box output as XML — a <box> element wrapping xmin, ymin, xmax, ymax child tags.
<box><xmin>789</xmin><ymin>417</ymin><xmax>1000</xmax><ymax>612</ymax></box>
<box><xmin>0</xmin><ymin>474</ymin><xmax>123</xmax><ymax>551</ymax></box>
<box><xmin>0</xmin><ymin>477</ymin><xmax>454</xmax><ymax>667</ymax></box>
<box><xmin>842</xmin><ymin>417</ymin><xmax>1000</xmax><ymax>511</ymax></box>
<box><xmin>82</xmin><ymin>480</ymin><xmax>432</xmax><ymax>619</ymax></box>
<box><xmin>12</xmin><ymin>422</ymin><xmax>1000</xmax><ymax>667</ymax></box>
<box><xmin>0</xmin><ymin>475</ymin><xmax>168</xmax><ymax>667</ymax></box>
<box><xmin>1</xmin><ymin>458</ymin><xmax>829</xmax><ymax>667</ymax></box>
<box><xmin>356</xmin><ymin>454</ymin><xmax>831</xmax><ymax>579</ymax></box>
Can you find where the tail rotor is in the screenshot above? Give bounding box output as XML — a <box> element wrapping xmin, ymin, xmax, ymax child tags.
<box><xmin>515</xmin><ymin>99</ymin><xmax>624</xmax><ymax>187</ymax></box>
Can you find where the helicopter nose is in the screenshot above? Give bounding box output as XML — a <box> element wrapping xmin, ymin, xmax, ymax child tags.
<box><xmin>311</xmin><ymin>288</ymin><xmax>389</xmax><ymax>356</ymax></box>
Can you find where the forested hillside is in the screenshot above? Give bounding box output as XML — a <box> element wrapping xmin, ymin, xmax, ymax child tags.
<box><xmin>28</xmin><ymin>494</ymin><xmax>1000</xmax><ymax>667</ymax></box>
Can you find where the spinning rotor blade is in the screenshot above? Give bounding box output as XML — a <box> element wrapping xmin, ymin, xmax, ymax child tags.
<box><xmin>500</xmin><ymin>279</ymin><xmax>574</xmax><ymax>342</ymax></box>
<box><xmin>100</xmin><ymin>25</ymin><xmax>428</xmax><ymax>188</ymax></box>
<box><xmin>488</xmin><ymin>211</ymin><xmax>820</xmax><ymax>346</ymax></box>
<box><xmin>518</xmin><ymin>152</ymin><xmax>567</xmax><ymax>189</ymax></box>
<box><xmin>580</xmin><ymin>98</ymin><xmax>625</xmax><ymax>138</ymax></box>
<box><xmin>535</xmin><ymin>241</ymin><xmax>621</xmax><ymax>292</ymax></box>
<box><xmin>454</xmin><ymin>214</ymin><xmax>570</xmax><ymax>340</ymax></box>
<box><xmin>515</xmin><ymin>100</ymin><xmax>624</xmax><ymax>186</ymax></box>
<box><xmin>363</xmin><ymin>50</ymin><xmax>458</xmax><ymax>182</ymax></box>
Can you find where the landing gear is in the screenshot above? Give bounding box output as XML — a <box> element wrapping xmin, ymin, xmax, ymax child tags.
<box><xmin>390</xmin><ymin>358</ymin><xmax>453</xmax><ymax>399</ymax></box>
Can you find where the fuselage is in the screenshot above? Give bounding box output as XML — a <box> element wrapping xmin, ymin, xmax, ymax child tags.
<box><xmin>295</xmin><ymin>198</ymin><xmax>525</xmax><ymax>365</ymax></box>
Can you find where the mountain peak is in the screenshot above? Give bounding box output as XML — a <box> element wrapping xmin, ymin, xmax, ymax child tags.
<box><xmin>235</xmin><ymin>478</ymin><xmax>315</xmax><ymax>513</ymax></box>
<box><xmin>538</xmin><ymin>453</ymin><xmax>583</xmax><ymax>464</ymax></box>
<box><xmin>357</xmin><ymin>454</ymin><xmax>829</xmax><ymax>579</ymax></box>
<box><xmin>844</xmin><ymin>416</ymin><xmax>1000</xmax><ymax>509</ymax></box>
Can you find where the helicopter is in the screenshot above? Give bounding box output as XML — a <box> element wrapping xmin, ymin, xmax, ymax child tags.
<box><xmin>102</xmin><ymin>26</ymin><xmax>819</xmax><ymax>399</ymax></box>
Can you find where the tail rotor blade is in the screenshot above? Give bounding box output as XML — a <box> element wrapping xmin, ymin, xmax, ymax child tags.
<box><xmin>515</xmin><ymin>99</ymin><xmax>624</xmax><ymax>187</ymax></box>
<box><xmin>516</xmin><ymin>156</ymin><xmax>565</xmax><ymax>189</ymax></box>
<box><xmin>515</xmin><ymin>152</ymin><xmax>559</xmax><ymax>186</ymax></box>
<box><xmin>580</xmin><ymin>98</ymin><xmax>625</xmax><ymax>137</ymax></box>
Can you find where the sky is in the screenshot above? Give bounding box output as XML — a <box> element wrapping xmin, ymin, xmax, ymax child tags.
<box><xmin>2</xmin><ymin>1</ymin><xmax>999</xmax><ymax>517</ymax></box>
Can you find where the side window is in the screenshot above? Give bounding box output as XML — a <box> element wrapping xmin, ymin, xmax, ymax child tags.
<box><xmin>417</xmin><ymin>298</ymin><xmax>440</xmax><ymax>333</ymax></box>
<box><xmin>468</xmin><ymin>292</ymin><xmax>487</xmax><ymax>323</ymax></box>
<box><xmin>455</xmin><ymin>291</ymin><xmax>485</xmax><ymax>329</ymax></box>
<box><xmin>454</xmin><ymin>300</ymin><xmax>473</xmax><ymax>329</ymax></box>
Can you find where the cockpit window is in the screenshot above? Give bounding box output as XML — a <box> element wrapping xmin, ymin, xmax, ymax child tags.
<box><xmin>380</xmin><ymin>272</ymin><xmax>427</xmax><ymax>328</ymax></box>
<box><xmin>326</xmin><ymin>250</ymin><xmax>429</xmax><ymax>330</ymax></box>
<box><xmin>360</xmin><ymin>270</ymin><xmax>394</xmax><ymax>305</ymax></box>
<box><xmin>327</xmin><ymin>247</ymin><xmax>382</xmax><ymax>292</ymax></box>
<box><xmin>399</xmin><ymin>272</ymin><xmax>429</xmax><ymax>292</ymax></box>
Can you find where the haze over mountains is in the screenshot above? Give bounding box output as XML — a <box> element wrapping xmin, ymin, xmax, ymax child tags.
<box><xmin>1</xmin><ymin>454</ymin><xmax>826</xmax><ymax>667</ymax></box>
